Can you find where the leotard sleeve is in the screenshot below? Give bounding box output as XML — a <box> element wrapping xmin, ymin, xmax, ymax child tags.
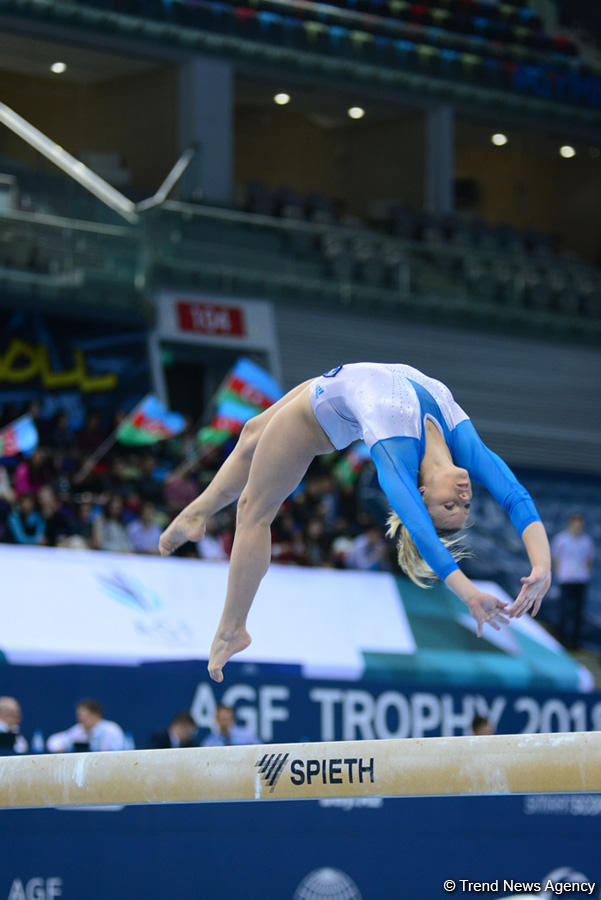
<box><xmin>449</xmin><ymin>419</ymin><xmax>541</xmax><ymax>535</ymax></box>
<box><xmin>370</xmin><ymin>437</ymin><xmax>459</xmax><ymax>581</ymax></box>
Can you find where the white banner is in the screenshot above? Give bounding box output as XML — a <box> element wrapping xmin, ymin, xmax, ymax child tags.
<box><xmin>0</xmin><ymin>545</ymin><xmax>413</xmax><ymax>677</ymax></box>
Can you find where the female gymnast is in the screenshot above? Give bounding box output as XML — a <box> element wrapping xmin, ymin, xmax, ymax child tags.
<box><xmin>159</xmin><ymin>363</ymin><xmax>551</xmax><ymax>682</ymax></box>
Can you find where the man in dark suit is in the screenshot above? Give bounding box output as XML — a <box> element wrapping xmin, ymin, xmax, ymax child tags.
<box><xmin>149</xmin><ymin>711</ymin><xmax>198</xmax><ymax>749</ymax></box>
<box><xmin>0</xmin><ymin>696</ymin><xmax>28</xmax><ymax>754</ymax></box>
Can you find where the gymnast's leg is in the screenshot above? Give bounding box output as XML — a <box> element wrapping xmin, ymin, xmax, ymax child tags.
<box><xmin>208</xmin><ymin>387</ymin><xmax>334</xmax><ymax>682</ymax></box>
<box><xmin>159</xmin><ymin>380</ymin><xmax>312</xmax><ymax>556</ymax></box>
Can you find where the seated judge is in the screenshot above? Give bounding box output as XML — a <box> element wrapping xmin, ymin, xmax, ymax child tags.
<box><xmin>149</xmin><ymin>711</ymin><xmax>199</xmax><ymax>749</ymax></box>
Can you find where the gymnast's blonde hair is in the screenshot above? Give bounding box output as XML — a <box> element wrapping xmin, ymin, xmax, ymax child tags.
<box><xmin>386</xmin><ymin>511</ymin><xmax>469</xmax><ymax>588</ymax></box>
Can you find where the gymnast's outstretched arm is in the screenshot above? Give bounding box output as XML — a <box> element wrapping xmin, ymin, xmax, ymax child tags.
<box><xmin>510</xmin><ymin>521</ymin><xmax>551</xmax><ymax>617</ymax></box>
<box><xmin>449</xmin><ymin>419</ymin><xmax>551</xmax><ymax>618</ymax></box>
<box><xmin>371</xmin><ymin>439</ymin><xmax>510</xmax><ymax>636</ymax></box>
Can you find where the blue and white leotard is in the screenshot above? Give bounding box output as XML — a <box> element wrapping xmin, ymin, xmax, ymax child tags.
<box><xmin>310</xmin><ymin>362</ymin><xmax>540</xmax><ymax>581</ymax></box>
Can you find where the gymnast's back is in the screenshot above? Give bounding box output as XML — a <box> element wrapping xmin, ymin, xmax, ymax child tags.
<box><xmin>309</xmin><ymin>362</ymin><xmax>469</xmax><ymax>451</ymax></box>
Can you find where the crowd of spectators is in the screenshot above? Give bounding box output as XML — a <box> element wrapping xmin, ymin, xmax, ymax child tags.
<box><xmin>0</xmin><ymin>402</ymin><xmax>394</xmax><ymax>572</ymax></box>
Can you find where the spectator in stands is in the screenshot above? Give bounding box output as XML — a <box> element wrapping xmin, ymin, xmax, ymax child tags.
<box><xmin>335</xmin><ymin>483</ymin><xmax>360</xmax><ymax>535</ymax></box>
<box><xmin>47</xmin><ymin>699</ymin><xmax>126</xmax><ymax>752</ymax></box>
<box><xmin>0</xmin><ymin>465</ymin><xmax>15</xmax><ymax>543</ymax></box>
<box><xmin>149</xmin><ymin>711</ymin><xmax>198</xmax><ymax>749</ymax></box>
<box><xmin>0</xmin><ymin>465</ymin><xmax>15</xmax><ymax>504</ymax></box>
<box><xmin>301</xmin><ymin>517</ymin><xmax>332</xmax><ymax>567</ymax></box>
<box><xmin>71</xmin><ymin>496</ymin><xmax>95</xmax><ymax>547</ymax></box>
<box><xmin>0</xmin><ymin>696</ymin><xmax>28</xmax><ymax>754</ymax></box>
<box><xmin>47</xmin><ymin>411</ymin><xmax>77</xmax><ymax>454</ymax></box>
<box><xmin>271</xmin><ymin>510</ymin><xmax>305</xmax><ymax>564</ymax></box>
<box><xmin>349</xmin><ymin>523</ymin><xmax>390</xmax><ymax>571</ymax></box>
<box><xmin>330</xmin><ymin>534</ymin><xmax>355</xmax><ymax>568</ymax></box>
<box><xmin>26</xmin><ymin>401</ymin><xmax>47</xmax><ymax>445</ymax></box>
<box><xmin>136</xmin><ymin>454</ymin><xmax>164</xmax><ymax>505</ymax></box>
<box><xmin>202</xmin><ymin>704</ymin><xmax>259</xmax><ymax>747</ymax></box>
<box><xmin>293</xmin><ymin>475</ymin><xmax>330</xmax><ymax>527</ymax></box>
<box><xmin>163</xmin><ymin>474</ymin><xmax>199</xmax><ymax>517</ymax></box>
<box><xmin>38</xmin><ymin>485</ymin><xmax>71</xmax><ymax>547</ymax></box>
<box><xmin>92</xmin><ymin>494</ymin><xmax>132</xmax><ymax>553</ymax></box>
<box><xmin>7</xmin><ymin>493</ymin><xmax>45</xmax><ymax>545</ymax></box>
<box><xmin>127</xmin><ymin>500</ymin><xmax>162</xmax><ymax>554</ymax></box>
<box><xmin>76</xmin><ymin>410</ymin><xmax>107</xmax><ymax>455</ymax></box>
<box><xmin>471</xmin><ymin>714</ymin><xmax>495</xmax><ymax>736</ymax></box>
<box><xmin>313</xmin><ymin>474</ymin><xmax>339</xmax><ymax>529</ymax></box>
<box><xmin>197</xmin><ymin>517</ymin><xmax>228</xmax><ymax>560</ymax></box>
<box><xmin>168</xmin><ymin>414</ymin><xmax>198</xmax><ymax>462</ymax></box>
<box><xmin>12</xmin><ymin>449</ymin><xmax>53</xmax><ymax>497</ymax></box>
<box><xmin>551</xmin><ymin>513</ymin><xmax>595</xmax><ymax>650</ymax></box>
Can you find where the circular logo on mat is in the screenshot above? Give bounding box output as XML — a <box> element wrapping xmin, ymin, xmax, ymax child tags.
<box><xmin>294</xmin><ymin>867</ymin><xmax>362</xmax><ymax>900</ymax></box>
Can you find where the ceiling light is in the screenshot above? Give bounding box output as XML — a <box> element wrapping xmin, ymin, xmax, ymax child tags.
<box><xmin>348</xmin><ymin>107</ymin><xmax>365</xmax><ymax>120</ymax></box>
<box><xmin>274</xmin><ymin>93</ymin><xmax>290</xmax><ymax>106</ymax></box>
<box><xmin>491</xmin><ymin>133</ymin><xmax>508</xmax><ymax>146</ymax></box>
<box><xmin>560</xmin><ymin>145</ymin><xmax>576</xmax><ymax>159</ymax></box>
<box><xmin>50</xmin><ymin>62</ymin><xmax>67</xmax><ymax>75</ymax></box>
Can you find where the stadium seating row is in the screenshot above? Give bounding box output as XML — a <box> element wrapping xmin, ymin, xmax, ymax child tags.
<box><xmin>241</xmin><ymin>0</ymin><xmax>573</xmax><ymax>58</ymax></box>
<box><xmin>244</xmin><ymin>183</ymin><xmax>566</xmax><ymax>260</ymax></box>
<box><xmin>36</xmin><ymin>0</ymin><xmax>600</xmax><ymax>107</ymax></box>
<box><xmin>1</xmin><ymin>164</ymin><xmax>600</xmax><ymax>336</ymax></box>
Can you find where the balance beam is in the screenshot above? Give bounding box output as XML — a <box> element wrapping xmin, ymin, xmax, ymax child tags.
<box><xmin>1</xmin><ymin>732</ymin><xmax>600</xmax><ymax>809</ymax></box>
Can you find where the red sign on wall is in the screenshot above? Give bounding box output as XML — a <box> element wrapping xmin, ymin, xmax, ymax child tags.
<box><xmin>176</xmin><ymin>301</ymin><xmax>246</xmax><ymax>337</ymax></box>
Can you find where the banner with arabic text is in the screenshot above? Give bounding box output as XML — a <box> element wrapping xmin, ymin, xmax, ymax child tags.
<box><xmin>0</xmin><ymin>311</ymin><xmax>149</xmax><ymax>429</ymax></box>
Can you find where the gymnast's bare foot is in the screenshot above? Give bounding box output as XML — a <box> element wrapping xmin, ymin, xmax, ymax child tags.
<box><xmin>159</xmin><ymin>511</ymin><xmax>206</xmax><ymax>556</ymax></box>
<box><xmin>208</xmin><ymin>628</ymin><xmax>252</xmax><ymax>682</ymax></box>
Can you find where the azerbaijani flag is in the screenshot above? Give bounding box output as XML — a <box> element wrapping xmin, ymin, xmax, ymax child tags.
<box><xmin>0</xmin><ymin>415</ymin><xmax>39</xmax><ymax>458</ymax></box>
<box><xmin>116</xmin><ymin>395</ymin><xmax>186</xmax><ymax>446</ymax></box>
<box><xmin>215</xmin><ymin>358</ymin><xmax>282</xmax><ymax>411</ymax></box>
<box><xmin>199</xmin><ymin>358</ymin><xmax>283</xmax><ymax>447</ymax></box>
<box><xmin>333</xmin><ymin>441</ymin><xmax>371</xmax><ymax>486</ymax></box>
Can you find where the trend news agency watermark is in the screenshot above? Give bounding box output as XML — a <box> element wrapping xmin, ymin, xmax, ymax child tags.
<box><xmin>443</xmin><ymin>880</ymin><xmax>597</xmax><ymax>896</ymax></box>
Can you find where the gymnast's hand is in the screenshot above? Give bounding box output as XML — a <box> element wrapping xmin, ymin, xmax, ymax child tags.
<box><xmin>466</xmin><ymin>591</ymin><xmax>510</xmax><ymax>638</ymax></box>
<box><xmin>507</xmin><ymin>565</ymin><xmax>551</xmax><ymax>619</ymax></box>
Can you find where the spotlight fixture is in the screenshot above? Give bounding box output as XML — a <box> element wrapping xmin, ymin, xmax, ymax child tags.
<box><xmin>274</xmin><ymin>93</ymin><xmax>290</xmax><ymax>106</ymax></box>
<box><xmin>50</xmin><ymin>62</ymin><xmax>67</xmax><ymax>74</ymax></box>
<box><xmin>560</xmin><ymin>145</ymin><xmax>576</xmax><ymax>159</ymax></box>
<box><xmin>491</xmin><ymin>133</ymin><xmax>508</xmax><ymax>146</ymax></box>
<box><xmin>347</xmin><ymin>106</ymin><xmax>365</xmax><ymax>120</ymax></box>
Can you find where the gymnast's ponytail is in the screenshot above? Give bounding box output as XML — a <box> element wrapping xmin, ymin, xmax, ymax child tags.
<box><xmin>386</xmin><ymin>512</ymin><xmax>469</xmax><ymax>588</ymax></box>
